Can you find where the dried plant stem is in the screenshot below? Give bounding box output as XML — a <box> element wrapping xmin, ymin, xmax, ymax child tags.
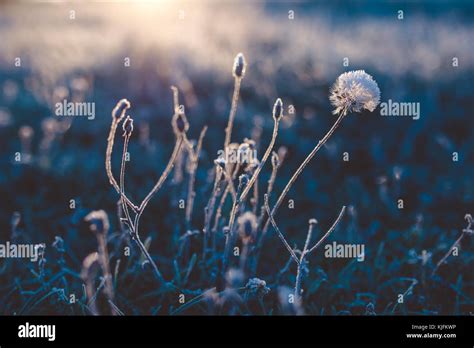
<box><xmin>432</xmin><ymin>214</ymin><xmax>473</xmax><ymax>276</ymax></box>
<box><xmin>227</xmin><ymin>117</ymin><xmax>280</xmax><ymax>238</ymax></box>
<box><xmin>203</xmin><ymin>168</ymin><xmax>223</xmax><ymax>259</ymax></box>
<box><xmin>106</xmin><ymin>119</ymin><xmax>137</xmax><ymax>212</ymax></box>
<box><xmin>257</xmin><ymin>150</ymin><xmax>285</xmax><ymax>227</ymax></box>
<box><xmin>307</xmin><ymin>206</ymin><xmax>346</xmax><ymax>254</ymax></box>
<box><xmin>264</xmin><ymin>194</ymin><xmax>299</xmax><ymax>264</ymax></box>
<box><xmin>224</xmin><ymin>77</ymin><xmax>242</xmax><ymax>151</ymax></box>
<box><xmin>120</xmin><ymin>135</ymin><xmax>134</xmax><ymax>231</ymax></box>
<box><xmin>119</xmin><ymin>133</ymin><xmax>184</xmax><ymax>285</ymax></box>
<box><xmin>137</xmin><ymin>136</ymin><xmax>184</xmax><ymax>214</ymax></box>
<box><xmin>185</xmin><ymin>127</ymin><xmax>208</xmax><ymax>228</ymax></box>
<box><xmin>265</xmin><ymin>196</ymin><xmax>345</xmax><ymax>302</ymax></box>
<box><xmin>212</xmin><ymin>163</ymin><xmax>241</xmax><ymax>233</ymax></box>
<box><xmin>251</xmin><ymin>179</ymin><xmax>259</xmax><ymax>215</ymax></box>
<box><xmin>96</xmin><ymin>234</ymin><xmax>115</xmax><ymax>315</ymax></box>
<box><xmin>262</xmin><ymin>111</ymin><xmax>346</xmax><ymax>234</ymax></box>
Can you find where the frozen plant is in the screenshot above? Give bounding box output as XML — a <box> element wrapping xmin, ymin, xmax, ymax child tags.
<box><xmin>262</xmin><ymin>70</ymin><xmax>380</xmax><ymax>236</ymax></box>
<box><xmin>264</xmin><ymin>194</ymin><xmax>346</xmax><ymax>304</ymax></box>
<box><xmin>105</xmin><ymin>98</ymin><xmax>184</xmax><ymax>286</ymax></box>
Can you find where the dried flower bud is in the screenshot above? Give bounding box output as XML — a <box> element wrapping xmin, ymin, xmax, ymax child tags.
<box><xmin>273</xmin><ymin>98</ymin><xmax>283</xmax><ymax>121</ymax></box>
<box><xmin>85</xmin><ymin>210</ymin><xmax>110</xmax><ymax>235</ymax></box>
<box><xmin>112</xmin><ymin>98</ymin><xmax>131</xmax><ymax>121</ymax></box>
<box><xmin>122</xmin><ymin>116</ymin><xmax>134</xmax><ymax>137</ymax></box>
<box><xmin>232</xmin><ymin>53</ymin><xmax>246</xmax><ymax>79</ymax></box>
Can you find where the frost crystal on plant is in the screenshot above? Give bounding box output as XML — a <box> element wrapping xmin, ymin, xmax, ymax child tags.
<box><xmin>329</xmin><ymin>70</ymin><xmax>380</xmax><ymax>115</ymax></box>
<box><xmin>245</xmin><ymin>278</ymin><xmax>270</xmax><ymax>297</ymax></box>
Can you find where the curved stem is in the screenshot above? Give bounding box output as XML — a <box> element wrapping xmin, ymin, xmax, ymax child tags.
<box><xmin>262</xmin><ymin>111</ymin><xmax>346</xmax><ymax>234</ymax></box>
<box><xmin>227</xmin><ymin>117</ymin><xmax>280</xmax><ymax>236</ymax></box>
<box><xmin>120</xmin><ymin>135</ymin><xmax>134</xmax><ymax>231</ymax></box>
<box><xmin>185</xmin><ymin>126</ymin><xmax>208</xmax><ymax>228</ymax></box>
<box><xmin>264</xmin><ymin>194</ymin><xmax>299</xmax><ymax>265</ymax></box>
<box><xmin>106</xmin><ymin>119</ymin><xmax>137</xmax><ymax>212</ymax></box>
<box><xmin>223</xmin><ymin>78</ymin><xmax>242</xmax><ymax>151</ymax></box>
<box><xmin>137</xmin><ymin>136</ymin><xmax>184</xmax><ymax>213</ymax></box>
<box><xmin>307</xmin><ymin>206</ymin><xmax>346</xmax><ymax>255</ymax></box>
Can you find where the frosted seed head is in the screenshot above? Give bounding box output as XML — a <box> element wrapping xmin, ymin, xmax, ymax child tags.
<box><xmin>122</xmin><ymin>115</ymin><xmax>134</xmax><ymax>137</ymax></box>
<box><xmin>273</xmin><ymin>98</ymin><xmax>283</xmax><ymax>121</ymax></box>
<box><xmin>329</xmin><ymin>70</ymin><xmax>380</xmax><ymax>116</ymax></box>
<box><xmin>112</xmin><ymin>98</ymin><xmax>131</xmax><ymax>121</ymax></box>
<box><xmin>232</xmin><ymin>53</ymin><xmax>246</xmax><ymax>79</ymax></box>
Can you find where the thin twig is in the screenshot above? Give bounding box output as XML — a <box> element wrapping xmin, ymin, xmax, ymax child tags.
<box><xmin>307</xmin><ymin>206</ymin><xmax>346</xmax><ymax>255</ymax></box>
<box><xmin>264</xmin><ymin>194</ymin><xmax>299</xmax><ymax>265</ymax></box>
<box><xmin>262</xmin><ymin>111</ymin><xmax>346</xmax><ymax>234</ymax></box>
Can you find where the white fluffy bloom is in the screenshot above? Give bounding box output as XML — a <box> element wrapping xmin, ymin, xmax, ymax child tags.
<box><xmin>329</xmin><ymin>70</ymin><xmax>380</xmax><ymax>115</ymax></box>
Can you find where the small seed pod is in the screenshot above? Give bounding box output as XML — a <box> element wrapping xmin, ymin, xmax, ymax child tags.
<box><xmin>232</xmin><ymin>53</ymin><xmax>246</xmax><ymax>79</ymax></box>
<box><xmin>85</xmin><ymin>210</ymin><xmax>110</xmax><ymax>235</ymax></box>
<box><xmin>112</xmin><ymin>98</ymin><xmax>131</xmax><ymax>121</ymax></box>
<box><xmin>122</xmin><ymin>116</ymin><xmax>134</xmax><ymax>137</ymax></box>
<box><xmin>273</xmin><ymin>98</ymin><xmax>283</xmax><ymax>121</ymax></box>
